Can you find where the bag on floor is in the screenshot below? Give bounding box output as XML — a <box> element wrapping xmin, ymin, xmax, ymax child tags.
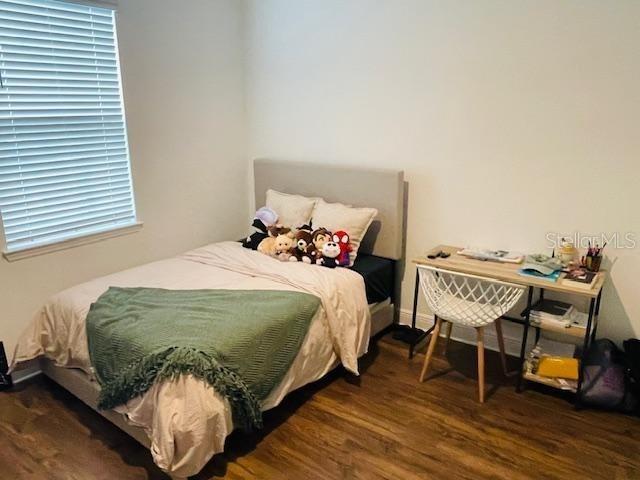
<box><xmin>623</xmin><ymin>339</ymin><xmax>640</xmax><ymax>411</ymax></box>
<box><xmin>578</xmin><ymin>339</ymin><xmax>638</xmax><ymax>413</ymax></box>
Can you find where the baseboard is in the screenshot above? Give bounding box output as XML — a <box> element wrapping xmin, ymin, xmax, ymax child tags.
<box><xmin>398</xmin><ymin>309</ymin><xmax>528</xmax><ymax>358</ymax></box>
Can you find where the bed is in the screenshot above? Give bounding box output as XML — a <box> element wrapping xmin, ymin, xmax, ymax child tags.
<box><xmin>11</xmin><ymin>159</ymin><xmax>406</xmax><ymax>478</ymax></box>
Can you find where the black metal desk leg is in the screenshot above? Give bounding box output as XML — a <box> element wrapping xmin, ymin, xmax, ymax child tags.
<box><xmin>590</xmin><ymin>290</ymin><xmax>603</xmax><ymax>344</ymax></box>
<box><xmin>409</xmin><ymin>267</ymin><xmax>420</xmax><ymax>359</ymax></box>
<box><xmin>534</xmin><ymin>288</ymin><xmax>545</xmax><ymax>344</ymax></box>
<box><xmin>516</xmin><ymin>286</ymin><xmax>534</xmax><ymax>392</ymax></box>
<box><xmin>576</xmin><ymin>297</ymin><xmax>597</xmax><ymax>405</ymax></box>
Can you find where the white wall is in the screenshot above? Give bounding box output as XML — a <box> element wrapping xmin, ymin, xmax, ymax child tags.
<box><xmin>1</xmin><ymin>0</ymin><xmax>248</xmax><ymax>357</ymax></box>
<box><xmin>3</xmin><ymin>0</ymin><xmax>638</xmax><ymax>362</ymax></box>
<box><xmin>245</xmin><ymin>0</ymin><xmax>640</xmax><ymax>343</ymax></box>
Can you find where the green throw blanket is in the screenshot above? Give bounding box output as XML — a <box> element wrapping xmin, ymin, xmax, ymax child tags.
<box><xmin>86</xmin><ymin>287</ymin><xmax>320</xmax><ymax>431</ymax></box>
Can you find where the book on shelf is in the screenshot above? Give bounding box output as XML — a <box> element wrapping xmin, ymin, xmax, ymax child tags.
<box><xmin>561</xmin><ymin>269</ymin><xmax>599</xmax><ymax>290</ymax></box>
<box><xmin>524</xmin><ymin>338</ymin><xmax>579</xmax><ymax>390</ymax></box>
<box><xmin>523</xmin><ymin>358</ymin><xmax>578</xmax><ymax>392</ymax></box>
<box><xmin>531</xmin><ymin>299</ymin><xmax>574</xmax><ymax>318</ymax></box>
<box><xmin>537</xmin><ymin>356</ymin><xmax>579</xmax><ymax>380</ymax></box>
<box><xmin>529</xmin><ymin>299</ymin><xmax>576</xmax><ymax>327</ymax></box>
<box><xmin>532</xmin><ymin>311</ymin><xmax>588</xmax><ymax>331</ymax></box>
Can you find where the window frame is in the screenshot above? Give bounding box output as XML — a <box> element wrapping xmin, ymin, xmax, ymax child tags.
<box><xmin>0</xmin><ymin>0</ymin><xmax>141</xmax><ymax>261</ymax></box>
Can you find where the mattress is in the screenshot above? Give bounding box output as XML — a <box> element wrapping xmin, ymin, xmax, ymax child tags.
<box><xmin>11</xmin><ymin>241</ymin><xmax>371</xmax><ymax>478</ymax></box>
<box><xmin>351</xmin><ymin>253</ymin><xmax>395</xmax><ymax>304</ymax></box>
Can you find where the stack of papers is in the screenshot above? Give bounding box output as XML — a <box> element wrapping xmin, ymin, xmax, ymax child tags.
<box><xmin>530</xmin><ymin>299</ymin><xmax>575</xmax><ymax>328</ymax></box>
<box><xmin>518</xmin><ymin>254</ymin><xmax>564</xmax><ymax>283</ymax></box>
<box><xmin>565</xmin><ymin>311</ymin><xmax>589</xmax><ymax>329</ymax></box>
<box><xmin>457</xmin><ymin>248</ymin><xmax>524</xmax><ymax>263</ymax></box>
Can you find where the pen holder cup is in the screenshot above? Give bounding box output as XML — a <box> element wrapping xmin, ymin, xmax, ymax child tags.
<box><xmin>586</xmin><ymin>256</ymin><xmax>602</xmax><ymax>272</ymax></box>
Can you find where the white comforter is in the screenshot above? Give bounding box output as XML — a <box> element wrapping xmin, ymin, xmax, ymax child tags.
<box><xmin>11</xmin><ymin>241</ymin><xmax>371</xmax><ymax>477</ymax></box>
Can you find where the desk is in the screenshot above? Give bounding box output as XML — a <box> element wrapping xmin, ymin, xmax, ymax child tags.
<box><xmin>410</xmin><ymin>245</ymin><xmax>606</xmax><ymax>401</ymax></box>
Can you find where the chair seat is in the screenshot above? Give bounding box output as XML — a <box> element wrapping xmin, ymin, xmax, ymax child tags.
<box><xmin>419</xmin><ymin>266</ymin><xmax>525</xmax><ymax>328</ymax></box>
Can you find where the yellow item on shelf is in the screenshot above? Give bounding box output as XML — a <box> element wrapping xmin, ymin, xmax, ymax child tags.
<box><xmin>536</xmin><ymin>356</ymin><xmax>579</xmax><ymax>380</ymax></box>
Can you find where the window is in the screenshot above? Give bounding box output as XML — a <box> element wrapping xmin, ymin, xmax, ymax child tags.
<box><xmin>0</xmin><ymin>0</ymin><xmax>137</xmax><ymax>256</ymax></box>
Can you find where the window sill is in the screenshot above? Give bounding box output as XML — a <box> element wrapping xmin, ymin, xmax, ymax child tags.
<box><xmin>2</xmin><ymin>222</ymin><xmax>144</xmax><ymax>262</ymax></box>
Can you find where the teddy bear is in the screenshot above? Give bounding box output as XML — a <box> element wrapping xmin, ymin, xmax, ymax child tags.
<box><xmin>311</xmin><ymin>227</ymin><xmax>331</xmax><ymax>252</ymax></box>
<box><xmin>307</xmin><ymin>244</ymin><xmax>321</xmax><ymax>264</ymax></box>
<box><xmin>257</xmin><ymin>224</ymin><xmax>290</xmax><ymax>257</ymax></box>
<box><xmin>289</xmin><ymin>230</ymin><xmax>316</xmax><ymax>264</ymax></box>
<box><xmin>317</xmin><ymin>241</ymin><xmax>341</xmax><ymax>268</ymax></box>
<box><xmin>242</xmin><ymin>207</ymin><xmax>279</xmax><ymax>250</ymax></box>
<box><xmin>274</xmin><ymin>231</ymin><xmax>295</xmax><ymax>261</ymax></box>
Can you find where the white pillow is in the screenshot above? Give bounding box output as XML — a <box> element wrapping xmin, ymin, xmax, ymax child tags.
<box><xmin>266</xmin><ymin>189</ymin><xmax>317</xmax><ymax>228</ymax></box>
<box><xmin>311</xmin><ymin>199</ymin><xmax>378</xmax><ymax>266</ymax></box>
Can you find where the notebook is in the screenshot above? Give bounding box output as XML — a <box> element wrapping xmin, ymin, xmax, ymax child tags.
<box><xmin>537</xmin><ymin>356</ymin><xmax>579</xmax><ymax>380</ymax></box>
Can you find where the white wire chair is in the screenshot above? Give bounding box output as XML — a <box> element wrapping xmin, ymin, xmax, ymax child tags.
<box><xmin>416</xmin><ymin>265</ymin><xmax>526</xmax><ymax>402</ymax></box>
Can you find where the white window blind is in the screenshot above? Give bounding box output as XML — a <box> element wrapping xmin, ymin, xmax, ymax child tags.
<box><xmin>0</xmin><ymin>0</ymin><xmax>136</xmax><ymax>253</ymax></box>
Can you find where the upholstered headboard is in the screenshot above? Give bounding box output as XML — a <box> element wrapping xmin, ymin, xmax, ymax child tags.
<box><xmin>253</xmin><ymin>158</ymin><xmax>406</xmax><ymax>261</ymax></box>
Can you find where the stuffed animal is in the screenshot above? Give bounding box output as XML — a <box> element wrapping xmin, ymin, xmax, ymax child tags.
<box><xmin>268</xmin><ymin>224</ymin><xmax>291</xmax><ymax>237</ymax></box>
<box><xmin>255</xmin><ymin>206</ymin><xmax>278</xmax><ymax>227</ymax></box>
<box><xmin>289</xmin><ymin>230</ymin><xmax>315</xmax><ymax>263</ymax></box>
<box><xmin>257</xmin><ymin>236</ymin><xmax>276</xmax><ymax>256</ymax></box>
<box><xmin>241</xmin><ymin>207</ymin><xmax>278</xmax><ymax>250</ymax></box>
<box><xmin>296</xmin><ymin>223</ymin><xmax>313</xmax><ymax>234</ymax></box>
<box><xmin>274</xmin><ymin>231</ymin><xmax>295</xmax><ymax>261</ymax></box>
<box><xmin>333</xmin><ymin>230</ymin><xmax>352</xmax><ymax>266</ymax></box>
<box><xmin>306</xmin><ymin>244</ymin><xmax>321</xmax><ymax>264</ymax></box>
<box><xmin>311</xmin><ymin>228</ymin><xmax>331</xmax><ymax>252</ymax></box>
<box><xmin>317</xmin><ymin>241</ymin><xmax>341</xmax><ymax>268</ymax></box>
<box><xmin>242</xmin><ymin>217</ymin><xmax>268</xmax><ymax>250</ymax></box>
<box><xmin>257</xmin><ymin>224</ymin><xmax>290</xmax><ymax>257</ymax></box>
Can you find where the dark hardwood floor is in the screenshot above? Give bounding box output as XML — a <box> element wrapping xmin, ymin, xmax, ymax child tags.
<box><xmin>1</xmin><ymin>333</ymin><xmax>639</xmax><ymax>479</ymax></box>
